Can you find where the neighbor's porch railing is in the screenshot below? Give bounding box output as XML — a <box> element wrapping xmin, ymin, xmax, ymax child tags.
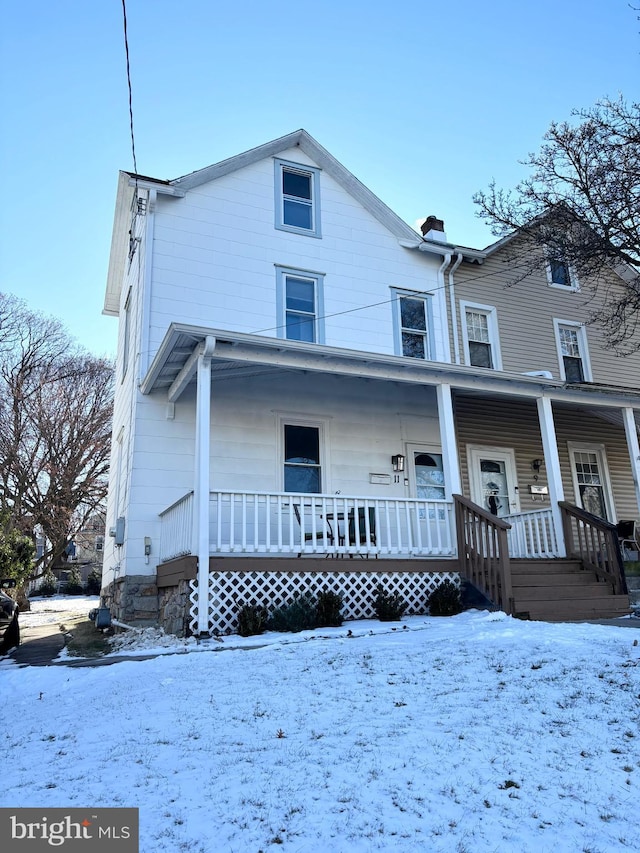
<box><xmin>159</xmin><ymin>490</ymin><xmax>456</xmax><ymax>561</ymax></box>
<box><xmin>454</xmin><ymin>494</ymin><xmax>514</xmax><ymax>615</ymax></box>
<box><xmin>503</xmin><ymin>508</ymin><xmax>560</xmax><ymax>558</ymax></box>
<box><xmin>560</xmin><ymin>502</ymin><xmax>628</xmax><ymax>595</ymax></box>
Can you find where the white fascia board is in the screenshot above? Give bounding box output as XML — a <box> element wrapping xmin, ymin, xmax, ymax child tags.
<box><xmin>141</xmin><ymin>323</ymin><xmax>572</xmax><ymax>401</ymax></box>
<box><xmin>126</xmin><ymin>177</ymin><xmax>185</xmax><ymax>197</ymax></box>
<box><xmin>104</xmin><ymin>172</ymin><xmax>135</xmax><ymax>316</ymax></box>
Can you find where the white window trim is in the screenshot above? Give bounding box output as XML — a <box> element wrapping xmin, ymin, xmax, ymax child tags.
<box><xmin>459</xmin><ymin>300</ymin><xmax>503</xmax><ymax>370</ymax></box>
<box><xmin>553</xmin><ymin>318</ymin><xmax>592</xmax><ymax>382</ymax></box>
<box><xmin>391</xmin><ymin>287</ymin><xmax>435</xmax><ymax>360</ymax></box>
<box><xmin>545</xmin><ymin>252</ymin><xmax>580</xmax><ymax>291</ymax></box>
<box><xmin>567</xmin><ymin>441</ymin><xmax>616</xmax><ymax>522</ymax></box>
<box><xmin>275</xmin><ymin>265</ymin><xmax>325</xmax><ymax>345</ymax></box>
<box><xmin>277</xmin><ymin>413</ymin><xmax>331</xmax><ymax>493</ymax></box>
<box><xmin>274</xmin><ymin>158</ymin><xmax>322</xmax><ymax>238</ymax></box>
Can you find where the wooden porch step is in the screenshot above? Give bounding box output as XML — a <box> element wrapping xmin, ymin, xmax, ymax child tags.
<box><xmin>510</xmin><ymin>559</ymin><xmax>584</xmax><ymax>575</ymax></box>
<box><xmin>512</xmin><ymin>572</ymin><xmax>598</xmax><ymax>588</ymax></box>
<box><xmin>517</xmin><ymin>596</ymin><xmax>631</xmax><ymax>622</ymax></box>
<box><xmin>514</xmin><ymin>584</ymin><xmax>617</xmax><ymax>601</ymax></box>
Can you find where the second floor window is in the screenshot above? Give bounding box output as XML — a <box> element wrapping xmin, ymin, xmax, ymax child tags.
<box><xmin>465</xmin><ymin>310</ymin><xmax>493</xmax><ymax>368</ymax></box>
<box><xmin>276</xmin><ymin>266</ymin><xmax>325</xmax><ymax>344</ymax></box>
<box><xmin>555</xmin><ymin>320</ymin><xmax>591</xmax><ymax>382</ymax></box>
<box><xmin>397</xmin><ymin>294</ymin><xmax>432</xmax><ymax>359</ymax></box>
<box><xmin>460</xmin><ymin>301</ymin><xmax>502</xmax><ymax>370</ymax></box>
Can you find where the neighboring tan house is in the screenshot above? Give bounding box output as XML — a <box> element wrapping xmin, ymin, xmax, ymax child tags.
<box><xmin>101</xmin><ymin>130</ymin><xmax>640</xmax><ymax>635</ymax></box>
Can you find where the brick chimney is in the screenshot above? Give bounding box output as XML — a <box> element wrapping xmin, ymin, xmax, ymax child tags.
<box><xmin>421</xmin><ymin>215</ymin><xmax>447</xmax><ymax>243</ymax></box>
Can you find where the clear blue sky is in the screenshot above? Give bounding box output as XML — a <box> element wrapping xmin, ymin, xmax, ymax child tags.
<box><xmin>1</xmin><ymin>0</ymin><xmax>637</xmax><ymax>357</ymax></box>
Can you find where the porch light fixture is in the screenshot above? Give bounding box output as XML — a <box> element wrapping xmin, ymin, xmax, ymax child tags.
<box><xmin>391</xmin><ymin>454</ymin><xmax>405</xmax><ymax>472</ymax></box>
<box><xmin>531</xmin><ymin>458</ymin><xmax>544</xmax><ymax>472</ymax></box>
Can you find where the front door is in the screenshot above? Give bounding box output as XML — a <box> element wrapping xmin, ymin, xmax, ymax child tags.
<box><xmin>468</xmin><ymin>446</ymin><xmax>520</xmax><ymax>518</ymax></box>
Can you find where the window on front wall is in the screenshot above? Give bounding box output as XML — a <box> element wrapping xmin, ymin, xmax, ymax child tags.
<box><xmin>554</xmin><ymin>320</ymin><xmax>591</xmax><ymax>382</ymax></box>
<box><xmin>284</xmin><ymin>425</ymin><xmax>321</xmax><ymax>493</ymax></box>
<box><xmin>568</xmin><ymin>444</ymin><xmax>613</xmax><ymax>521</ymax></box>
<box><xmin>275</xmin><ymin>159</ymin><xmax>321</xmax><ymax>237</ymax></box>
<box><xmin>392</xmin><ymin>291</ymin><xmax>434</xmax><ymax>359</ymax></box>
<box><xmin>460</xmin><ymin>301</ymin><xmax>502</xmax><ymax>370</ymax></box>
<box><xmin>276</xmin><ymin>266</ymin><xmax>325</xmax><ymax>344</ymax></box>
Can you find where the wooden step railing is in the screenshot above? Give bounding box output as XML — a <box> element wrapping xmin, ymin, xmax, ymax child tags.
<box><xmin>454</xmin><ymin>494</ymin><xmax>514</xmax><ymax>615</ymax></box>
<box><xmin>559</xmin><ymin>502</ymin><xmax>628</xmax><ymax>595</ymax></box>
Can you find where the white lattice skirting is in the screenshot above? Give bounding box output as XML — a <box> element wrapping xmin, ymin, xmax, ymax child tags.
<box><xmin>189</xmin><ymin>569</ymin><xmax>459</xmax><ymax>635</ymax></box>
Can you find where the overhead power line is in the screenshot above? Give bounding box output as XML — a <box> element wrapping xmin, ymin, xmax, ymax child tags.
<box><xmin>121</xmin><ymin>0</ymin><xmax>138</xmax><ymax>176</ymax></box>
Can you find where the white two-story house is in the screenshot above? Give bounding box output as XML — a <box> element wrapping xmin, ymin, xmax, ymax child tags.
<box><xmin>102</xmin><ymin>130</ymin><xmax>640</xmax><ymax>635</ymax></box>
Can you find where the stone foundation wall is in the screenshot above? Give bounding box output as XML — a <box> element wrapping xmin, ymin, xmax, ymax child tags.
<box><xmin>101</xmin><ymin>574</ymin><xmax>159</xmax><ymax>627</ymax></box>
<box><xmin>158</xmin><ymin>580</ymin><xmax>191</xmax><ymax>637</ymax></box>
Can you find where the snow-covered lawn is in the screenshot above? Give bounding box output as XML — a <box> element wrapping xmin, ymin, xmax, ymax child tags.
<box><xmin>2</xmin><ymin>609</ymin><xmax>640</xmax><ymax>852</ymax></box>
<box><xmin>19</xmin><ymin>594</ymin><xmax>100</xmax><ymax>627</ymax></box>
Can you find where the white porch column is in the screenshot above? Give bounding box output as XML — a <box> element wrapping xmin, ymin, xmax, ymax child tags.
<box><xmin>536</xmin><ymin>396</ymin><xmax>566</xmax><ymax>557</ymax></box>
<box><xmin>195</xmin><ymin>336</ymin><xmax>216</xmax><ymax>636</ymax></box>
<box><xmin>622</xmin><ymin>407</ymin><xmax>640</xmax><ymax>513</ymax></box>
<box><xmin>437</xmin><ymin>383</ymin><xmax>462</xmax><ymax>497</ymax></box>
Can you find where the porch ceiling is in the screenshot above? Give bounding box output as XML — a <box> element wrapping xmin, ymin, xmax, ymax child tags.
<box><xmin>140</xmin><ymin>323</ymin><xmax>640</xmax><ymax>412</ymax></box>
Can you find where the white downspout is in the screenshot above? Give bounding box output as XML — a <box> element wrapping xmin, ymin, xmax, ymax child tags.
<box><xmin>437</xmin><ymin>253</ymin><xmax>452</xmax><ymax>361</ymax></box>
<box><xmin>448</xmin><ymin>252</ymin><xmax>463</xmax><ymax>365</ymax></box>
<box><xmin>139</xmin><ymin>188</ymin><xmax>156</xmax><ymax>381</ymax></box>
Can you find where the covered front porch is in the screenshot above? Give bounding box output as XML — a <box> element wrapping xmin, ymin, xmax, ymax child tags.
<box><xmin>141</xmin><ymin>324</ymin><xmax>640</xmax><ymax>635</ymax></box>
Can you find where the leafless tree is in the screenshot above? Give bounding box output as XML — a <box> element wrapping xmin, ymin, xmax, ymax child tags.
<box><xmin>0</xmin><ymin>293</ymin><xmax>114</xmax><ymax>579</ymax></box>
<box><xmin>474</xmin><ymin>97</ymin><xmax>640</xmax><ymax>354</ymax></box>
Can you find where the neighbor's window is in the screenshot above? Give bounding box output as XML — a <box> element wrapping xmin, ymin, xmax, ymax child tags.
<box><xmin>555</xmin><ymin>320</ymin><xmax>591</xmax><ymax>382</ymax></box>
<box><xmin>546</xmin><ymin>254</ymin><xmax>578</xmax><ymax>290</ymax></box>
<box><xmin>461</xmin><ymin>301</ymin><xmax>502</xmax><ymax>370</ymax></box>
<box><xmin>275</xmin><ymin>159</ymin><xmax>321</xmax><ymax>237</ymax></box>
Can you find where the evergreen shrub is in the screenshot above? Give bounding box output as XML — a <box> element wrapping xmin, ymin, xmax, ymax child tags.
<box><xmin>315</xmin><ymin>589</ymin><xmax>343</xmax><ymax>627</ymax></box>
<box><xmin>267</xmin><ymin>595</ymin><xmax>317</xmax><ymax>633</ymax></box>
<box><xmin>64</xmin><ymin>567</ymin><xmax>84</xmax><ymax>595</ymax></box>
<box><xmin>428</xmin><ymin>579</ymin><xmax>463</xmax><ymax>616</ymax></box>
<box><xmin>237</xmin><ymin>603</ymin><xmax>269</xmax><ymax>637</ymax></box>
<box><xmin>373</xmin><ymin>584</ymin><xmax>407</xmax><ymax>621</ymax></box>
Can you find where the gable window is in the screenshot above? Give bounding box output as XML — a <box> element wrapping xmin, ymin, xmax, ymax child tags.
<box><xmin>554</xmin><ymin>319</ymin><xmax>591</xmax><ymax>382</ymax></box>
<box><xmin>460</xmin><ymin>301</ymin><xmax>502</xmax><ymax>370</ymax></box>
<box><xmin>284</xmin><ymin>424</ymin><xmax>321</xmax><ymax>493</ymax></box>
<box><xmin>276</xmin><ymin>266</ymin><xmax>325</xmax><ymax>344</ymax></box>
<box><xmin>274</xmin><ymin>159</ymin><xmax>321</xmax><ymax>237</ymax></box>
<box><xmin>546</xmin><ymin>254</ymin><xmax>579</xmax><ymax>291</ymax></box>
<box><xmin>392</xmin><ymin>290</ymin><xmax>434</xmax><ymax>359</ymax></box>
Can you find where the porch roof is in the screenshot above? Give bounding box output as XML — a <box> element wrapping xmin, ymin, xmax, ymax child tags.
<box><xmin>140</xmin><ymin>324</ymin><xmax>640</xmax><ymax>415</ymax></box>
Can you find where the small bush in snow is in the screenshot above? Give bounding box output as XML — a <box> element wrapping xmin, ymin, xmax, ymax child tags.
<box><xmin>85</xmin><ymin>569</ymin><xmax>102</xmax><ymax>595</ymax></box>
<box><xmin>428</xmin><ymin>579</ymin><xmax>463</xmax><ymax>616</ymax></box>
<box><xmin>315</xmin><ymin>589</ymin><xmax>343</xmax><ymax>627</ymax></box>
<box><xmin>37</xmin><ymin>573</ymin><xmax>58</xmax><ymax>597</ymax></box>
<box><xmin>64</xmin><ymin>567</ymin><xmax>84</xmax><ymax>595</ymax></box>
<box><xmin>267</xmin><ymin>595</ymin><xmax>317</xmax><ymax>633</ymax></box>
<box><xmin>237</xmin><ymin>603</ymin><xmax>269</xmax><ymax>637</ymax></box>
<box><xmin>373</xmin><ymin>585</ymin><xmax>407</xmax><ymax>621</ymax></box>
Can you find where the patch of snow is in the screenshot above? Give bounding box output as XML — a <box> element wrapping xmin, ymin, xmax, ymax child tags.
<box><xmin>2</xmin><ymin>610</ymin><xmax>640</xmax><ymax>852</ymax></box>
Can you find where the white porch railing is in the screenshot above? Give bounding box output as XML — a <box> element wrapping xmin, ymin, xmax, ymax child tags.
<box><xmin>159</xmin><ymin>491</ymin><xmax>456</xmax><ymax>560</ymax></box>
<box><xmin>503</xmin><ymin>508</ymin><xmax>560</xmax><ymax>558</ymax></box>
<box><xmin>159</xmin><ymin>491</ymin><xmax>194</xmax><ymax>562</ymax></box>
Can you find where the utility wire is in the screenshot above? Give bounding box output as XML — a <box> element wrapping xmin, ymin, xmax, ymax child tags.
<box><xmin>121</xmin><ymin>0</ymin><xmax>138</xmax><ymax>177</ymax></box>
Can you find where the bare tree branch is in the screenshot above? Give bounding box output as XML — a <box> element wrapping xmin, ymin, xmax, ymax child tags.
<box><xmin>474</xmin><ymin>97</ymin><xmax>640</xmax><ymax>354</ymax></box>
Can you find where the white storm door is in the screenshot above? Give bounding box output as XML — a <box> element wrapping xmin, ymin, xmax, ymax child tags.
<box><xmin>468</xmin><ymin>446</ymin><xmax>520</xmax><ymax>517</ymax></box>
